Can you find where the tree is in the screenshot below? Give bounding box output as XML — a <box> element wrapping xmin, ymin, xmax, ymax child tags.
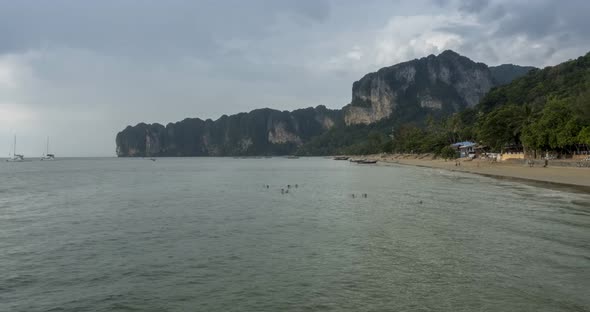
<box><xmin>521</xmin><ymin>98</ymin><xmax>584</xmax><ymax>153</ymax></box>
<box><xmin>366</xmin><ymin>131</ymin><xmax>385</xmax><ymax>154</ymax></box>
<box><xmin>577</xmin><ymin>126</ymin><xmax>590</xmax><ymax>145</ymax></box>
<box><xmin>439</xmin><ymin>146</ymin><xmax>458</xmax><ymax>159</ymax></box>
<box><xmin>477</xmin><ymin>105</ymin><xmax>525</xmax><ymax>151</ymax></box>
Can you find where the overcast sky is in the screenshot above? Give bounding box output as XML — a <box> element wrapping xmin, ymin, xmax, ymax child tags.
<box><xmin>1</xmin><ymin>0</ymin><xmax>589</xmax><ymax>156</ymax></box>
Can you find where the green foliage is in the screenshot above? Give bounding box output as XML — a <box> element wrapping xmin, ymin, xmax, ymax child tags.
<box><xmin>439</xmin><ymin>146</ymin><xmax>458</xmax><ymax>159</ymax></box>
<box><xmin>381</xmin><ymin>139</ymin><xmax>394</xmax><ymax>153</ymax></box>
<box><xmin>477</xmin><ymin>105</ymin><xmax>535</xmax><ymax>151</ymax></box>
<box><xmin>578</xmin><ymin>126</ymin><xmax>590</xmax><ymax>145</ymax></box>
<box><xmin>297</xmin><ymin>123</ymin><xmax>376</xmax><ymax>155</ymax></box>
<box><xmin>444</xmin><ymin>108</ymin><xmax>478</xmax><ymax>143</ymax></box>
<box><xmin>118</xmin><ymin>51</ymin><xmax>590</xmax><ymax>157</ymax></box>
<box><xmin>118</xmin><ymin>106</ymin><xmax>342</xmax><ymax>156</ymax></box>
<box><xmin>389</xmin><ymin>118</ymin><xmax>463</xmax><ymax>155</ymax></box>
<box><xmin>489</xmin><ymin>64</ymin><xmax>536</xmax><ymax>86</ymax></box>
<box><xmin>479</xmin><ymin>52</ymin><xmax>590</xmax><ymax>112</ymax></box>
<box><xmin>571</xmin><ymin>88</ymin><xmax>590</xmax><ymax>124</ymax></box>
<box><xmin>322</xmin><ymin>52</ymin><xmax>590</xmax><ymax>156</ymax></box>
<box><xmin>477</xmin><ymin>52</ymin><xmax>590</xmax><ymax>154</ymax></box>
<box><xmin>521</xmin><ymin>98</ymin><xmax>585</xmax><ymax>151</ymax></box>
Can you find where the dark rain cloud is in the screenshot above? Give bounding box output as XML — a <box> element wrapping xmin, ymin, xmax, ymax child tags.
<box><xmin>458</xmin><ymin>0</ymin><xmax>490</xmax><ymax>13</ymax></box>
<box><xmin>1</xmin><ymin>0</ymin><xmax>589</xmax><ymax>156</ymax></box>
<box><xmin>0</xmin><ymin>0</ymin><xmax>330</xmax><ymax>56</ymax></box>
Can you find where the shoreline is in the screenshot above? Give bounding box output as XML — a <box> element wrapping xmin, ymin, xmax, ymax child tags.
<box><xmin>368</xmin><ymin>155</ymin><xmax>590</xmax><ymax>194</ymax></box>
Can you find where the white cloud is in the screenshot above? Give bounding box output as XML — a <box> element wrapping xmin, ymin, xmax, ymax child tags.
<box><xmin>346</xmin><ymin>46</ymin><xmax>363</xmax><ymax>60</ymax></box>
<box><xmin>0</xmin><ymin>53</ymin><xmax>36</xmax><ymax>89</ymax></box>
<box><xmin>0</xmin><ymin>63</ymin><xmax>17</xmax><ymax>88</ymax></box>
<box><xmin>0</xmin><ymin>103</ymin><xmax>36</xmax><ymax>122</ymax></box>
<box><xmin>374</xmin><ymin>14</ymin><xmax>473</xmax><ymax>66</ymax></box>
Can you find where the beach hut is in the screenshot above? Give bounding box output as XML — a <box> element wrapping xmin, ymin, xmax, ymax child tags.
<box><xmin>451</xmin><ymin>141</ymin><xmax>477</xmax><ymax>158</ymax></box>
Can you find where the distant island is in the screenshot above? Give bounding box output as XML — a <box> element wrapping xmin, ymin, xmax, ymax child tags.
<box><xmin>116</xmin><ymin>50</ymin><xmax>590</xmax><ymax>158</ymax></box>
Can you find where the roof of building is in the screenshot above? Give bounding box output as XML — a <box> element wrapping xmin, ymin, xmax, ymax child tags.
<box><xmin>451</xmin><ymin>141</ymin><xmax>477</xmax><ymax>148</ymax></box>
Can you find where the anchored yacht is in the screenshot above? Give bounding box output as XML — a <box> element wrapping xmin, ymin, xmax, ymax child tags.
<box><xmin>40</xmin><ymin>137</ymin><xmax>56</xmax><ymax>160</ymax></box>
<box><xmin>6</xmin><ymin>135</ymin><xmax>25</xmax><ymax>162</ymax></box>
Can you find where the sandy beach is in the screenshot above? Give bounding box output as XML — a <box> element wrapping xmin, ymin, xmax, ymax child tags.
<box><xmin>364</xmin><ymin>155</ymin><xmax>590</xmax><ymax>193</ymax></box>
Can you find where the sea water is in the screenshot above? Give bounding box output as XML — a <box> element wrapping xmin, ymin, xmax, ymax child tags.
<box><xmin>1</xmin><ymin>157</ymin><xmax>589</xmax><ymax>311</ymax></box>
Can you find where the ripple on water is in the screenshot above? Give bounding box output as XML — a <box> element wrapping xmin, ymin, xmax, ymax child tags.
<box><xmin>1</xmin><ymin>158</ymin><xmax>589</xmax><ymax>312</ymax></box>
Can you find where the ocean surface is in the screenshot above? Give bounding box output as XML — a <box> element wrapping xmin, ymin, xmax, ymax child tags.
<box><xmin>1</xmin><ymin>157</ymin><xmax>589</xmax><ymax>312</ymax></box>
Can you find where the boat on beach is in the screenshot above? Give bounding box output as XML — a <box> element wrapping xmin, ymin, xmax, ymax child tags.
<box><xmin>349</xmin><ymin>158</ymin><xmax>377</xmax><ymax>164</ymax></box>
<box><xmin>333</xmin><ymin>156</ymin><xmax>350</xmax><ymax>160</ymax></box>
<box><xmin>358</xmin><ymin>159</ymin><xmax>377</xmax><ymax>164</ymax></box>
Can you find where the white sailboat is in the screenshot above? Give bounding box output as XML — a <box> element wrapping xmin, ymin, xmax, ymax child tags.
<box><xmin>6</xmin><ymin>135</ymin><xmax>25</xmax><ymax>162</ymax></box>
<box><xmin>146</xmin><ymin>134</ymin><xmax>156</xmax><ymax>161</ymax></box>
<box><xmin>40</xmin><ymin>137</ymin><xmax>55</xmax><ymax>160</ymax></box>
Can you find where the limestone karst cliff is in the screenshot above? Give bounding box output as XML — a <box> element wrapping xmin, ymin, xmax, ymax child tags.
<box><xmin>343</xmin><ymin>50</ymin><xmax>498</xmax><ymax>125</ymax></box>
<box><xmin>116</xmin><ymin>106</ymin><xmax>341</xmax><ymax>157</ymax></box>
<box><xmin>116</xmin><ymin>50</ymin><xmax>534</xmax><ymax>156</ymax></box>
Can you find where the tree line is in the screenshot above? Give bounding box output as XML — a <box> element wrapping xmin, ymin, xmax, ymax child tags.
<box><xmin>298</xmin><ymin>52</ymin><xmax>590</xmax><ymax>158</ymax></box>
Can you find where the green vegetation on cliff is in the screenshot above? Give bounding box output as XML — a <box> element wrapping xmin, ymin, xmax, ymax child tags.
<box><xmin>116</xmin><ymin>106</ymin><xmax>341</xmax><ymax>157</ymax></box>
<box><xmin>478</xmin><ymin>52</ymin><xmax>590</xmax><ymax>154</ymax></box>
<box><xmin>118</xmin><ymin>50</ymin><xmax>572</xmax><ymax>157</ymax></box>
<box><xmin>480</xmin><ymin>53</ymin><xmax>590</xmax><ymax>112</ymax></box>
<box><xmin>382</xmin><ymin>52</ymin><xmax>590</xmax><ymax>156</ymax></box>
<box><xmin>301</xmin><ymin>52</ymin><xmax>589</xmax><ymax>156</ymax></box>
<box><xmin>489</xmin><ymin>64</ymin><xmax>536</xmax><ymax>86</ymax></box>
<box><xmin>297</xmin><ymin>52</ymin><xmax>538</xmax><ymax>156</ymax></box>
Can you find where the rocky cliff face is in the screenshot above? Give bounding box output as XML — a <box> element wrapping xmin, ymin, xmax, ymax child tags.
<box><xmin>116</xmin><ymin>50</ymin><xmax>534</xmax><ymax>156</ymax></box>
<box><xmin>116</xmin><ymin>106</ymin><xmax>341</xmax><ymax>157</ymax></box>
<box><xmin>344</xmin><ymin>50</ymin><xmax>496</xmax><ymax>125</ymax></box>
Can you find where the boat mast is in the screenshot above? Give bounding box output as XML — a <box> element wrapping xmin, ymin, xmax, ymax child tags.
<box><xmin>46</xmin><ymin>136</ymin><xmax>49</xmax><ymax>155</ymax></box>
<box><xmin>145</xmin><ymin>133</ymin><xmax>150</xmax><ymax>157</ymax></box>
<box><xmin>13</xmin><ymin>135</ymin><xmax>16</xmax><ymax>156</ymax></box>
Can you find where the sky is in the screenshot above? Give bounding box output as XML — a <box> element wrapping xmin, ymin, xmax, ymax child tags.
<box><xmin>1</xmin><ymin>0</ymin><xmax>589</xmax><ymax>156</ymax></box>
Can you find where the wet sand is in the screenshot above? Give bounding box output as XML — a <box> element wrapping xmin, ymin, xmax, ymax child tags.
<box><xmin>371</xmin><ymin>156</ymin><xmax>590</xmax><ymax>193</ymax></box>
